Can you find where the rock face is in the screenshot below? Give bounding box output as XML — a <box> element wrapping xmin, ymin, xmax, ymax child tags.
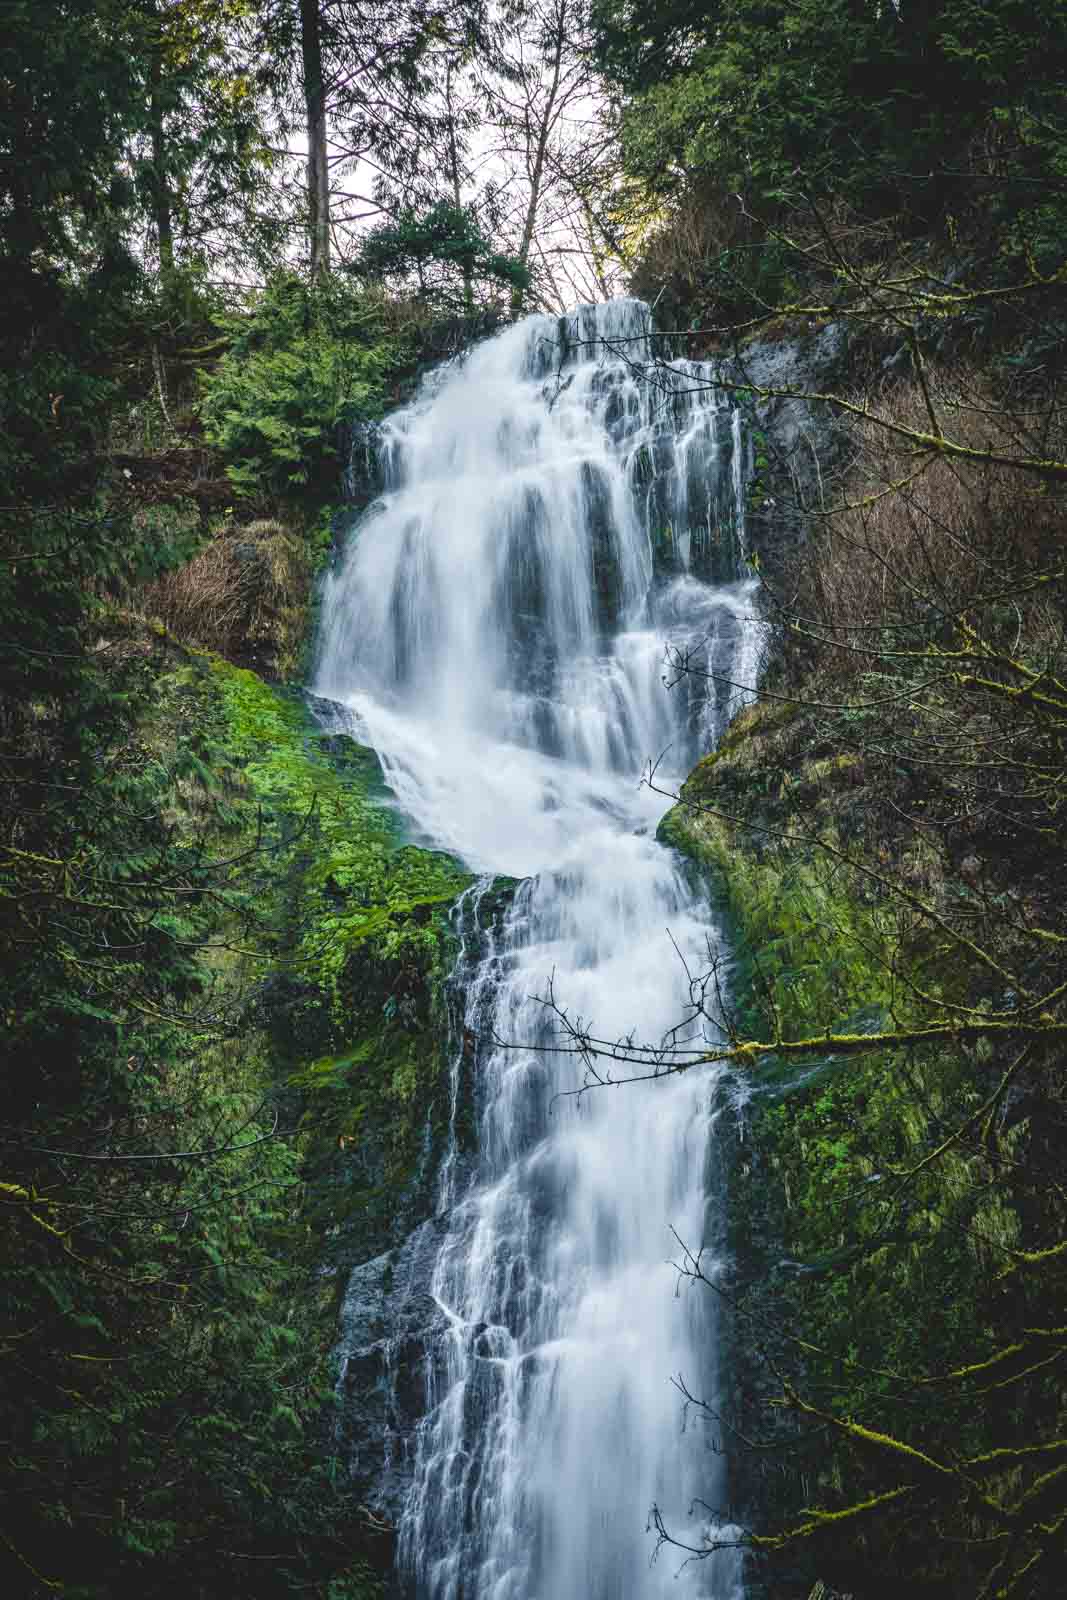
<box><xmin>328</xmin><ymin>874</ymin><xmax>517</xmax><ymax>1545</ymax></box>
<box><xmin>335</xmin><ymin>1221</ymin><xmax>449</xmax><ymax>1526</ymax></box>
<box><xmin>731</xmin><ymin>322</ymin><xmax>850</xmax><ymax>446</ymax></box>
<box><xmin>726</xmin><ymin>321</ymin><xmax>853</xmax><ymax>577</ymax></box>
<box><xmin>341</xmin><ymin>419</ymin><xmax>385</xmax><ymax>510</ymax></box>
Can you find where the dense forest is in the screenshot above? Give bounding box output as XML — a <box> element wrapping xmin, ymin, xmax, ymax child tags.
<box><xmin>2</xmin><ymin>3</ymin><xmax>1067</xmax><ymax>1597</ymax></box>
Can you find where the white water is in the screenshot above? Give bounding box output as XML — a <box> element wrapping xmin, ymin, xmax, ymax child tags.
<box><xmin>316</xmin><ymin>300</ymin><xmax>755</xmax><ymax>1599</ymax></box>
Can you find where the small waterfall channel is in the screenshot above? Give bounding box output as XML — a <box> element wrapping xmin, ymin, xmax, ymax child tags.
<box><xmin>315</xmin><ymin>300</ymin><xmax>758</xmax><ymax>1599</ymax></box>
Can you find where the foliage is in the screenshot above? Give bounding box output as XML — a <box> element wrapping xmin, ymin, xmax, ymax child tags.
<box><xmin>210</xmin><ymin>656</ymin><xmax>469</xmax><ymax>999</ymax></box>
<box><xmin>1</xmin><ymin>1023</ymin><xmax>377</xmax><ymax>1599</ymax></box>
<box><xmin>4</xmin><ymin>1</ymin><xmax>1066</xmax><ymax>1595</ymax></box>
<box><xmin>594</xmin><ymin>0</ymin><xmax>1067</xmax><ymax>321</ymax></box>
<box><xmin>132</xmin><ymin>0</ymin><xmax>287</xmax><ymax>280</ymax></box>
<box><xmin>198</xmin><ymin>273</ymin><xmax>404</xmax><ymax>499</ymax></box>
<box><xmin>1</xmin><ymin>1</ymin><xmax>284</xmax><ymax>292</ymax></box>
<box><xmin>0</xmin><ymin>269</ymin><xmax>385</xmax><ymax>1584</ymax></box>
<box><xmin>145</xmin><ymin>649</ymin><xmax>471</xmax><ymax>1259</ymax></box>
<box><xmin>1</xmin><ymin>0</ymin><xmax>145</xmax><ymax>266</ymax></box>
<box><xmin>661</xmin><ymin>679</ymin><xmax>1066</xmax><ymax>1593</ymax></box>
<box><xmin>0</xmin><ymin>581</ymin><xmax>465</xmax><ymax>1593</ymax></box>
<box><xmin>353</xmin><ymin>202</ymin><xmax>530</xmax><ymax>310</ymax></box>
<box><xmin>591</xmin><ymin>0</ymin><xmax>722</xmax><ymax>97</ymax></box>
<box><xmin>0</xmin><ymin>23</ymin><xmax>458</xmax><ymax>1591</ymax></box>
<box><xmin>599</xmin><ymin>0</ymin><xmax>1067</xmax><ymax>203</ymax></box>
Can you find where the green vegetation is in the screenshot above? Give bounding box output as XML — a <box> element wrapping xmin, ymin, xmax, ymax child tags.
<box><xmin>1</xmin><ymin>8</ymin><xmax>478</xmax><ymax>1593</ymax></box>
<box><xmin>598</xmin><ymin>0</ymin><xmax>1067</xmax><ymax>203</ymax></box>
<box><xmin>595</xmin><ymin>0</ymin><xmax>1067</xmax><ymax>325</ymax></box>
<box><xmin>353</xmin><ymin>203</ymin><xmax>532</xmax><ymax>313</ymax></box>
<box><xmin>151</xmin><ymin>646</ymin><xmax>471</xmax><ymax>1253</ymax></box>
<box><xmin>1</xmin><ymin>600</ymin><xmax>468</xmax><ymax>1595</ymax></box>
<box><xmin>658</xmin><ymin>675</ymin><xmax>1064</xmax><ymax>1592</ymax></box>
<box><xmin>199</xmin><ymin>274</ymin><xmax>406</xmax><ymax>500</ymax></box>
<box><xmin>5</xmin><ymin>1</ymin><xmax>1067</xmax><ymax>1596</ymax></box>
<box><xmin>651</xmin><ymin>347</ymin><xmax>1067</xmax><ymax>1593</ymax></box>
<box><xmin>594</xmin><ymin>12</ymin><xmax>1067</xmax><ymax>1587</ymax></box>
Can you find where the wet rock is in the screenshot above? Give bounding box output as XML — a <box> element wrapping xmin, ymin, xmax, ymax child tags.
<box><xmin>725</xmin><ymin>322</ymin><xmax>853</xmax><ymax>576</ymax></box>
<box><xmin>334</xmin><ymin>1219</ymin><xmax>450</xmax><ymax>1523</ymax></box>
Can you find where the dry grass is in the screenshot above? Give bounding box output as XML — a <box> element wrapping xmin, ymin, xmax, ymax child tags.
<box><xmin>761</xmin><ymin>358</ymin><xmax>1067</xmax><ymax>897</ymax></box>
<box><xmin>626</xmin><ymin>182</ymin><xmax>776</xmax><ymax>324</ymax></box>
<box><xmin>141</xmin><ymin>518</ymin><xmax>311</xmax><ymax>679</ymax></box>
<box><xmin>801</xmin><ymin>361</ymin><xmax>1066</xmax><ymax>669</ymax></box>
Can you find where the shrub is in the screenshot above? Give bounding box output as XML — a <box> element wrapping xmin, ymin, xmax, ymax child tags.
<box><xmin>199</xmin><ymin>273</ymin><xmax>403</xmax><ymax>500</ymax></box>
<box><xmin>623</xmin><ymin>180</ymin><xmax>800</xmax><ymax>330</ymax></box>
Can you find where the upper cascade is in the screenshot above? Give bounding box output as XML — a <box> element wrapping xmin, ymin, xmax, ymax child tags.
<box><xmin>315</xmin><ymin>296</ymin><xmax>758</xmax><ymax>875</ymax></box>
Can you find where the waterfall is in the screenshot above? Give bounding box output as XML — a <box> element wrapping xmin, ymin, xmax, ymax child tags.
<box><xmin>316</xmin><ymin>299</ymin><xmax>754</xmax><ymax>1599</ymax></box>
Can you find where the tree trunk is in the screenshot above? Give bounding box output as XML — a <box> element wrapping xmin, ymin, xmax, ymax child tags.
<box><xmin>300</xmin><ymin>0</ymin><xmax>330</xmax><ymax>277</ymax></box>
<box><xmin>445</xmin><ymin>58</ymin><xmax>474</xmax><ymax>314</ymax></box>
<box><xmin>513</xmin><ymin>0</ymin><xmax>567</xmax><ymax>315</ymax></box>
<box><xmin>150</xmin><ymin>51</ymin><xmax>174</xmax><ymax>281</ymax></box>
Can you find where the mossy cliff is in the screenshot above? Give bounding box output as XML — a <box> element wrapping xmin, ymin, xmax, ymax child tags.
<box><xmin>658</xmin><ymin>679</ymin><xmax>1067</xmax><ymax>1599</ymax></box>
<box><xmin>0</xmin><ymin>242</ymin><xmax>496</xmax><ymax>1594</ymax></box>
<box><xmin>147</xmin><ymin>643</ymin><xmax>472</xmax><ymax>1265</ymax></box>
<box><xmin>117</xmin><ymin>628</ymin><xmax>481</xmax><ymax>1592</ymax></box>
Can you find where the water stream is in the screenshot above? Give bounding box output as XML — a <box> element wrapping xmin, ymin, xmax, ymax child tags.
<box><xmin>315</xmin><ymin>300</ymin><xmax>756</xmax><ymax>1599</ymax></box>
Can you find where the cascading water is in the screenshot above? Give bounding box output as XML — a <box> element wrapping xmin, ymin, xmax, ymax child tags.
<box><xmin>317</xmin><ymin>299</ymin><xmax>757</xmax><ymax>1599</ymax></box>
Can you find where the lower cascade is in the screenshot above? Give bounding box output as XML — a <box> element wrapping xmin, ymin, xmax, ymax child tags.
<box><xmin>315</xmin><ymin>299</ymin><xmax>757</xmax><ymax>1599</ymax></box>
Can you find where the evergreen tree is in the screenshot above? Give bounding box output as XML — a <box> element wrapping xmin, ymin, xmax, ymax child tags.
<box><xmin>0</xmin><ymin>10</ymin><xmax>382</xmax><ymax>1594</ymax></box>
<box><xmin>594</xmin><ymin>0</ymin><xmax>1067</xmax><ymax>226</ymax></box>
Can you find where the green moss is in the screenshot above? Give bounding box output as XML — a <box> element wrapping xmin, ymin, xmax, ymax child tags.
<box><xmin>662</xmin><ymin>692</ymin><xmax>1032</xmax><ymax>1584</ymax></box>
<box><xmin>209</xmin><ymin>659</ymin><xmax>469</xmax><ymax>987</ymax></box>
<box><xmin>149</xmin><ymin>645</ymin><xmax>472</xmax><ymax>1262</ymax></box>
<box><xmin>217</xmin><ymin>660</ymin><xmax>311</xmax><ymax>748</ymax></box>
<box><xmin>660</xmin><ymin>790</ymin><xmax>900</xmax><ymax>1053</ymax></box>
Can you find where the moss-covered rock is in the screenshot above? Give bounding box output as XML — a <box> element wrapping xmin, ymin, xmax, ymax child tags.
<box><xmin>659</xmin><ymin>694</ymin><xmax>1039</xmax><ymax>1598</ymax></box>
<box><xmin>146</xmin><ymin>643</ymin><xmax>472</xmax><ymax>1274</ymax></box>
